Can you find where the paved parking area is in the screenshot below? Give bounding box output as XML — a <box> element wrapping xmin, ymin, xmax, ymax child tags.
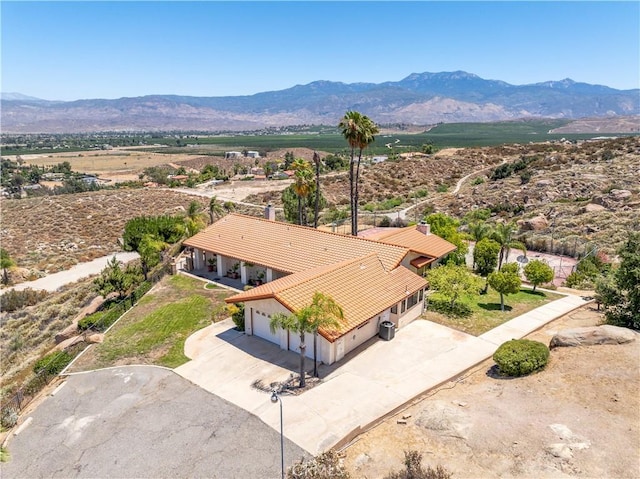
<box><xmin>175</xmin><ymin>295</ymin><xmax>589</xmax><ymax>454</ymax></box>
<box><xmin>2</xmin><ymin>366</ymin><xmax>306</xmax><ymax>479</ymax></box>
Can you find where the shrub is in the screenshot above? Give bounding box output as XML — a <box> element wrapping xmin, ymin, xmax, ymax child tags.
<box><xmin>493</xmin><ymin>339</ymin><xmax>549</xmax><ymax>377</ymax></box>
<box><xmin>287</xmin><ymin>450</ymin><xmax>350</xmax><ymax>479</ymax></box>
<box><xmin>228</xmin><ymin>303</ymin><xmax>245</xmax><ymax>331</ymax></box>
<box><xmin>384</xmin><ymin>451</ymin><xmax>452</xmax><ymax>479</ymax></box>
<box><xmin>471</xmin><ymin>176</ymin><xmax>485</xmax><ymax>186</ymax></box>
<box><xmin>33</xmin><ymin>350</ymin><xmax>74</xmax><ymax>376</ymax></box>
<box><xmin>379</xmin><ymin>216</ymin><xmax>392</xmax><ymax>227</ymax></box>
<box><xmin>0</xmin><ymin>288</ymin><xmax>49</xmax><ymax>312</ymax></box>
<box><xmin>427</xmin><ymin>298</ymin><xmax>472</xmax><ymax>318</ymax></box>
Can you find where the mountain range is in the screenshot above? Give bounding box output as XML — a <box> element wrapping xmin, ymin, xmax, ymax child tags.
<box><xmin>1</xmin><ymin>71</ymin><xmax>638</xmax><ymax>133</ymax></box>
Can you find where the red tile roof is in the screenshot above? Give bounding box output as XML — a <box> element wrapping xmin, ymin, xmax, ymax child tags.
<box><xmin>364</xmin><ymin>226</ymin><xmax>457</xmax><ymax>259</ymax></box>
<box><xmin>183</xmin><ymin>213</ymin><xmax>409</xmax><ymax>273</ymax></box>
<box><xmin>226</xmin><ymin>254</ymin><xmax>427</xmax><ymax>342</ymax></box>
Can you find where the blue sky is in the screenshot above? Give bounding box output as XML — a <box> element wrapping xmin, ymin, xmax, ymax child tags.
<box><xmin>1</xmin><ymin>1</ymin><xmax>638</xmax><ymax>101</ymax></box>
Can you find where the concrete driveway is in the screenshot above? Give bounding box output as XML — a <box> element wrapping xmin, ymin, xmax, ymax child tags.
<box><xmin>2</xmin><ymin>366</ymin><xmax>306</xmax><ymax>478</ymax></box>
<box><xmin>174</xmin><ymin>294</ymin><xmax>588</xmax><ymax>455</ymax></box>
<box><xmin>174</xmin><ymin>317</ymin><xmax>488</xmax><ymax>454</ymax></box>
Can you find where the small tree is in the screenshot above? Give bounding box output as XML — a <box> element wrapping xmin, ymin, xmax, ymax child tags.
<box><xmin>0</xmin><ymin>248</ymin><xmax>15</xmax><ymax>285</ymax></box>
<box><xmin>596</xmin><ymin>232</ymin><xmax>640</xmax><ymax>329</ymax></box>
<box><xmin>427</xmin><ymin>264</ymin><xmax>482</xmax><ymax>310</ymax></box>
<box><xmin>425</xmin><ymin>213</ymin><xmax>468</xmax><ymax>265</ymax></box>
<box><xmin>94</xmin><ymin>256</ymin><xmax>135</xmax><ymax>300</ymax></box>
<box><xmin>488</xmin><ymin>263</ymin><xmax>521</xmax><ymax>312</ymax></box>
<box><xmin>523</xmin><ymin>259</ymin><xmax>554</xmax><ymax>292</ymax></box>
<box><xmin>138</xmin><ymin>234</ymin><xmax>167</xmax><ymax>280</ymax></box>
<box><xmin>473</xmin><ymin>237</ymin><xmax>501</xmax><ymax>293</ymax></box>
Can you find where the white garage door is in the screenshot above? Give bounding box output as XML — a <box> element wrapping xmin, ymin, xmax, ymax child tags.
<box><xmin>251</xmin><ymin>309</ymin><xmax>279</xmax><ymax>345</ymax></box>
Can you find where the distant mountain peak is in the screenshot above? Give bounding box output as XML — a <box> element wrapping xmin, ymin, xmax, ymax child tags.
<box><xmin>1</xmin><ymin>92</ymin><xmax>46</xmax><ymax>101</ymax></box>
<box><xmin>1</xmin><ymin>72</ymin><xmax>638</xmax><ymax>133</ymax></box>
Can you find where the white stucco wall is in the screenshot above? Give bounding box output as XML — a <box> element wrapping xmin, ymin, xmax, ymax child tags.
<box><xmin>243</xmin><ymin>298</ymin><xmax>332</xmax><ymax>364</ymax></box>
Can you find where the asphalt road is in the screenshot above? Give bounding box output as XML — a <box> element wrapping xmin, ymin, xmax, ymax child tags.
<box><xmin>2</xmin><ymin>366</ymin><xmax>307</xmax><ymax>479</ymax></box>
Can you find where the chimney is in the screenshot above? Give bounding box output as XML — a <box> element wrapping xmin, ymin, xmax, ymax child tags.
<box><xmin>417</xmin><ymin>221</ymin><xmax>430</xmax><ymax>235</ymax></box>
<box><xmin>265</xmin><ymin>203</ymin><xmax>275</xmax><ymax>221</ymax></box>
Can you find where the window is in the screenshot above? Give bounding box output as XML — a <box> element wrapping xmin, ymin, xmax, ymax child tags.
<box><xmin>407</xmin><ymin>292</ymin><xmax>419</xmax><ymax>309</ymax></box>
<box><xmin>391</xmin><ymin>304</ymin><xmax>398</xmax><ymax>314</ymax></box>
<box><xmin>419</xmin><ymin>289</ymin><xmax>424</xmax><ymax>302</ymax></box>
<box><xmin>401</xmin><ymin>300</ymin><xmax>406</xmax><ymax>314</ymax></box>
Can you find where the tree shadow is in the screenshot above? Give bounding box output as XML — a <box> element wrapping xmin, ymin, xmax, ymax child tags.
<box><xmin>521</xmin><ymin>289</ymin><xmax>545</xmax><ymax>297</ymax></box>
<box><xmin>477</xmin><ymin>303</ymin><xmax>512</xmax><ymax>312</ymax></box>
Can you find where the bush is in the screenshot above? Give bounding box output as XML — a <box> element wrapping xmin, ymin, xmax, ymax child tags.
<box><xmin>384</xmin><ymin>451</ymin><xmax>452</xmax><ymax>479</ymax></box>
<box><xmin>493</xmin><ymin>339</ymin><xmax>549</xmax><ymax>377</ymax></box>
<box><xmin>427</xmin><ymin>298</ymin><xmax>472</xmax><ymax>318</ymax></box>
<box><xmin>379</xmin><ymin>216</ymin><xmax>392</xmax><ymax>227</ymax></box>
<box><xmin>0</xmin><ymin>288</ymin><xmax>49</xmax><ymax>312</ymax></box>
<box><xmin>287</xmin><ymin>450</ymin><xmax>350</xmax><ymax>479</ymax></box>
<box><xmin>228</xmin><ymin>303</ymin><xmax>245</xmax><ymax>331</ymax></box>
<box><xmin>33</xmin><ymin>350</ymin><xmax>74</xmax><ymax>376</ymax></box>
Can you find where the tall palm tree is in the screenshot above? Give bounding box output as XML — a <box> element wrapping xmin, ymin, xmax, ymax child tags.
<box><xmin>491</xmin><ymin>221</ymin><xmax>526</xmax><ymax>270</ymax></box>
<box><xmin>312</xmin><ymin>151</ymin><xmax>322</xmax><ymax>228</ymax></box>
<box><xmin>270</xmin><ymin>292</ymin><xmax>344</xmax><ymax>387</ymax></box>
<box><xmin>291</xmin><ymin>158</ymin><xmax>314</xmax><ymax>225</ymax></box>
<box><xmin>339</xmin><ymin>111</ymin><xmax>379</xmax><ymax>236</ymax></box>
<box><xmin>208</xmin><ymin>196</ymin><xmax>225</xmax><ymax>224</ymax></box>
<box><xmin>309</xmin><ymin>292</ymin><xmax>344</xmax><ymax>377</ymax></box>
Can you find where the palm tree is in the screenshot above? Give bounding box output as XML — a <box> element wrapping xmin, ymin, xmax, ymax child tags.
<box><xmin>468</xmin><ymin>222</ymin><xmax>492</xmax><ymax>242</ymax></box>
<box><xmin>208</xmin><ymin>196</ymin><xmax>224</xmax><ymax>224</ymax></box>
<box><xmin>291</xmin><ymin>158</ymin><xmax>314</xmax><ymax>225</ymax></box>
<box><xmin>185</xmin><ymin>201</ymin><xmax>206</xmax><ymax>237</ymax></box>
<box><xmin>312</xmin><ymin>151</ymin><xmax>322</xmax><ymax>228</ymax></box>
<box><xmin>270</xmin><ymin>292</ymin><xmax>344</xmax><ymax>387</ymax></box>
<box><xmin>309</xmin><ymin>292</ymin><xmax>344</xmax><ymax>377</ymax></box>
<box><xmin>491</xmin><ymin>221</ymin><xmax>526</xmax><ymax>270</ymax></box>
<box><xmin>339</xmin><ymin>111</ymin><xmax>379</xmax><ymax>236</ymax></box>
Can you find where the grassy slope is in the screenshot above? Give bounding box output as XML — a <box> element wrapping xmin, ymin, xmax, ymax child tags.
<box><xmin>71</xmin><ymin>275</ymin><xmax>231</xmax><ymax>371</ymax></box>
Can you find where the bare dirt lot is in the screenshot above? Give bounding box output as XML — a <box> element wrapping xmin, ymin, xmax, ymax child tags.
<box><xmin>343</xmin><ymin>305</ymin><xmax>640</xmax><ymax>478</ymax></box>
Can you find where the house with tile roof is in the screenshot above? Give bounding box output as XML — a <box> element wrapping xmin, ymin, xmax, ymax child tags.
<box><xmin>182</xmin><ymin>209</ymin><xmax>456</xmax><ymax>365</ymax></box>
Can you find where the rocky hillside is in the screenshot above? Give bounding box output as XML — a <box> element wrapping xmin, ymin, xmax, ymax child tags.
<box><xmin>251</xmin><ymin>136</ymin><xmax>639</xmax><ymax>256</ymax></box>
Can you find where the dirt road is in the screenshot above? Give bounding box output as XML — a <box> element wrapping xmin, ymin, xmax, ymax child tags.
<box><xmin>342</xmin><ymin>306</ymin><xmax>640</xmax><ymax>478</ymax></box>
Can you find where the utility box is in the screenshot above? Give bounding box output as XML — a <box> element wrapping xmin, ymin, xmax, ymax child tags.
<box><xmin>379</xmin><ymin>321</ymin><xmax>395</xmax><ymax>341</ymax></box>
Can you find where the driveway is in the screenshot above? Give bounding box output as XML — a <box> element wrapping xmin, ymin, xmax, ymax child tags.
<box><xmin>2</xmin><ymin>366</ymin><xmax>307</xmax><ymax>478</ymax></box>
<box><xmin>174</xmin><ymin>294</ymin><xmax>588</xmax><ymax>455</ymax></box>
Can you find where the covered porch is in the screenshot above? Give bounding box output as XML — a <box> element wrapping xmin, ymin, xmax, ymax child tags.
<box><xmin>182</xmin><ymin>246</ymin><xmax>288</xmax><ymax>289</ymax></box>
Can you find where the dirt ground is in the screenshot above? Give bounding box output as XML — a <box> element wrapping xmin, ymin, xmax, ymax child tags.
<box><xmin>342</xmin><ymin>305</ymin><xmax>640</xmax><ymax>478</ymax></box>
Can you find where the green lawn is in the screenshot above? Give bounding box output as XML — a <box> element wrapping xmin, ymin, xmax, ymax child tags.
<box><xmin>423</xmin><ymin>287</ymin><xmax>563</xmax><ymax>336</ymax></box>
<box><xmin>72</xmin><ymin>275</ymin><xmax>231</xmax><ymax>370</ymax></box>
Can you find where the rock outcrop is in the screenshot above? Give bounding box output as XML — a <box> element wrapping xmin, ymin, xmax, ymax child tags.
<box><xmin>550</xmin><ymin>325</ymin><xmax>637</xmax><ymax>348</ymax></box>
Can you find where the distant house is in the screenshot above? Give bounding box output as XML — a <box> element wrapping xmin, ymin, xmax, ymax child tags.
<box><xmin>246</xmin><ymin>151</ymin><xmax>260</xmax><ymax>158</ymax></box>
<box><xmin>225</xmin><ymin>151</ymin><xmax>242</xmax><ymax>159</ymax></box>
<box><xmin>371</xmin><ymin>155</ymin><xmax>388</xmax><ymax>164</ymax></box>
<box><xmin>183</xmin><ymin>211</ymin><xmax>456</xmax><ymax>365</ymax></box>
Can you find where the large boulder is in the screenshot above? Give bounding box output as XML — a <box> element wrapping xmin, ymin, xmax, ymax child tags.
<box><xmin>550</xmin><ymin>325</ymin><xmax>637</xmax><ymax>348</ymax></box>
<box><xmin>521</xmin><ymin>215</ymin><xmax>549</xmax><ymax>231</ymax></box>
